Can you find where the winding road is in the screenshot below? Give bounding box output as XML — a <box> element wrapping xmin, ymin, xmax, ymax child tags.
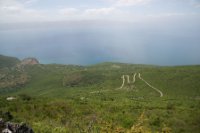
<box><xmin>119</xmin><ymin>74</ymin><xmax>136</xmax><ymax>89</ymax></box>
<box><xmin>126</xmin><ymin>75</ymin><xmax>130</xmax><ymax>83</ymax></box>
<box><xmin>119</xmin><ymin>75</ymin><xmax>126</xmax><ymax>89</ymax></box>
<box><xmin>118</xmin><ymin>73</ymin><xmax>163</xmax><ymax>97</ymax></box>
<box><xmin>133</xmin><ymin>73</ymin><xmax>137</xmax><ymax>83</ymax></box>
<box><xmin>138</xmin><ymin>73</ymin><xmax>163</xmax><ymax>97</ymax></box>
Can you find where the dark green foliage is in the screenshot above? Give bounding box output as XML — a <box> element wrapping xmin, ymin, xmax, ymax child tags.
<box><xmin>63</xmin><ymin>70</ymin><xmax>105</xmax><ymax>87</ymax></box>
<box><xmin>1</xmin><ymin>111</ymin><xmax>13</xmax><ymax>121</ymax></box>
<box><xmin>0</xmin><ymin>55</ymin><xmax>20</xmax><ymax>68</ymax></box>
<box><xmin>166</xmin><ymin>102</ymin><xmax>175</xmax><ymax>110</ymax></box>
<box><xmin>18</xmin><ymin>93</ymin><xmax>32</xmax><ymax>101</ymax></box>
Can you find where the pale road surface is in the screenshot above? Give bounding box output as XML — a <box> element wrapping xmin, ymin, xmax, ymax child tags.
<box><xmin>138</xmin><ymin>73</ymin><xmax>163</xmax><ymax>97</ymax></box>
<box><xmin>119</xmin><ymin>75</ymin><xmax>125</xmax><ymax>89</ymax></box>
<box><xmin>119</xmin><ymin>74</ymin><xmax>136</xmax><ymax>89</ymax></box>
<box><xmin>118</xmin><ymin>73</ymin><xmax>163</xmax><ymax>97</ymax></box>
<box><xmin>133</xmin><ymin>73</ymin><xmax>137</xmax><ymax>83</ymax></box>
<box><xmin>126</xmin><ymin>75</ymin><xmax>130</xmax><ymax>83</ymax></box>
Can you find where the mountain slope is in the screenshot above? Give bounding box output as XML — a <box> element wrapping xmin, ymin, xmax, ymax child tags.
<box><xmin>2</xmin><ymin>62</ymin><xmax>199</xmax><ymax>98</ymax></box>
<box><xmin>0</xmin><ymin>59</ymin><xmax>200</xmax><ymax>132</ymax></box>
<box><xmin>0</xmin><ymin>55</ymin><xmax>20</xmax><ymax>68</ymax></box>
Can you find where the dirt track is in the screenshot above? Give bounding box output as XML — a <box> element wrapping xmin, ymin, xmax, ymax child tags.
<box><xmin>118</xmin><ymin>73</ymin><xmax>163</xmax><ymax>97</ymax></box>
<box><xmin>138</xmin><ymin>73</ymin><xmax>163</xmax><ymax>97</ymax></box>
<box><xmin>133</xmin><ymin>73</ymin><xmax>137</xmax><ymax>83</ymax></box>
<box><xmin>119</xmin><ymin>75</ymin><xmax>125</xmax><ymax>89</ymax></box>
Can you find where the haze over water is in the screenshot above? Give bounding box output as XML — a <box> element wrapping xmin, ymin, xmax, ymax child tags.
<box><xmin>0</xmin><ymin>0</ymin><xmax>200</xmax><ymax>65</ymax></box>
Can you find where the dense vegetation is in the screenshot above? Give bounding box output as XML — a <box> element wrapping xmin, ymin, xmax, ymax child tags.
<box><xmin>0</xmin><ymin>55</ymin><xmax>28</xmax><ymax>89</ymax></box>
<box><xmin>0</xmin><ymin>55</ymin><xmax>20</xmax><ymax>68</ymax></box>
<box><xmin>0</xmin><ymin>56</ymin><xmax>200</xmax><ymax>132</ymax></box>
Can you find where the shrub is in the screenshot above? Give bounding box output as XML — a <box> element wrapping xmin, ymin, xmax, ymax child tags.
<box><xmin>19</xmin><ymin>94</ymin><xmax>32</xmax><ymax>101</ymax></box>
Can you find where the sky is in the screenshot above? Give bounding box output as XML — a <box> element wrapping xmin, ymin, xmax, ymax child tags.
<box><xmin>0</xmin><ymin>0</ymin><xmax>200</xmax><ymax>65</ymax></box>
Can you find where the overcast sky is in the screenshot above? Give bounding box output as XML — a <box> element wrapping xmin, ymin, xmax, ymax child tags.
<box><xmin>0</xmin><ymin>0</ymin><xmax>200</xmax><ymax>65</ymax></box>
<box><xmin>0</xmin><ymin>0</ymin><xmax>200</xmax><ymax>22</ymax></box>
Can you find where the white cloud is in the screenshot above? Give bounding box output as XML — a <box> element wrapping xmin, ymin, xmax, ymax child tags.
<box><xmin>59</xmin><ymin>8</ymin><xmax>79</xmax><ymax>15</ymax></box>
<box><xmin>0</xmin><ymin>0</ymin><xmax>55</xmax><ymax>23</ymax></box>
<box><xmin>0</xmin><ymin>0</ymin><xmax>21</xmax><ymax>9</ymax></box>
<box><xmin>24</xmin><ymin>0</ymin><xmax>38</xmax><ymax>5</ymax></box>
<box><xmin>1</xmin><ymin>6</ymin><xmax>22</xmax><ymax>13</ymax></box>
<box><xmin>0</xmin><ymin>1</ymin><xmax>115</xmax><ymax>22</ymax></box>
<box><xmin>82</xmin><ymin>7</ymin><xmax>133</xmax><ymax>20</ymax></box>
<box><xmin>114</xmin><ymin>0</ymin><xmax>151</xmax><ymax>7</ymax></box>
<box><xmin>0</xmin><ymin>0</ymin><xmax>27</xmax><ymax>15</ymax></box>
<box><xmin>0</xmin><ymin>0</ymin><xmax>199</xmax><ymax>23</ymax></box>
<box><xmin>85</xmin><ymin>7</ymin><xmax>116</xmax><ymax>15</ymax></box>
<box><xmin>0</xmin><ymin>0</ymin><xmax>48</xmax><ymax>23</ymax></box>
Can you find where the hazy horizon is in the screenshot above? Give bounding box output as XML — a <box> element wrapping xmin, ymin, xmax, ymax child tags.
<box><xmin>0</xmin><ymin>0</ymin><xmax>200</xmax><ymax>66</ymax></box>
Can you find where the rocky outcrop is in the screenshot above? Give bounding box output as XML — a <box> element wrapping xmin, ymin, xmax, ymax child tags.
<box><xmin>0</xmin><ymin>118</ymin><xmax>34</xmax><ymax>133</ymax></box>
<box><xmin>20</xmin><ymin>58</ymin><xmax>39</xmax><ymax>66</ymax></box>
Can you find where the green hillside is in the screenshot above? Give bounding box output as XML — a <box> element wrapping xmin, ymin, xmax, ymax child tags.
<box><xmin>0</xmin><ymin>55</ymin><xmax>20</xmax><ymax>68</ymax></box>
<box><xmin>0</xmin><ymin>55</ymin><xmax>29</xmax><ymax>90</ymax></box>
<box><xmin>0</xmin><ymin>59</ymin><xmax>200</xmax><ymax>132</ymax></box>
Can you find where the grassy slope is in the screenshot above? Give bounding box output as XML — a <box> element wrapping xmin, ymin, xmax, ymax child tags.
<box><xmin>0</xmin><ymin>55</ymin><xmax>20</xmax><ymax>68</ymax></box>
<box><xmin>0</xmin><ymin>63</ymin><xmax>200</xmax><ymax>132</ymax></box>
<box><xmin>0</xmin><ymin>55</ymin><xmax>28</xmax><ymax>89</ymax></box>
